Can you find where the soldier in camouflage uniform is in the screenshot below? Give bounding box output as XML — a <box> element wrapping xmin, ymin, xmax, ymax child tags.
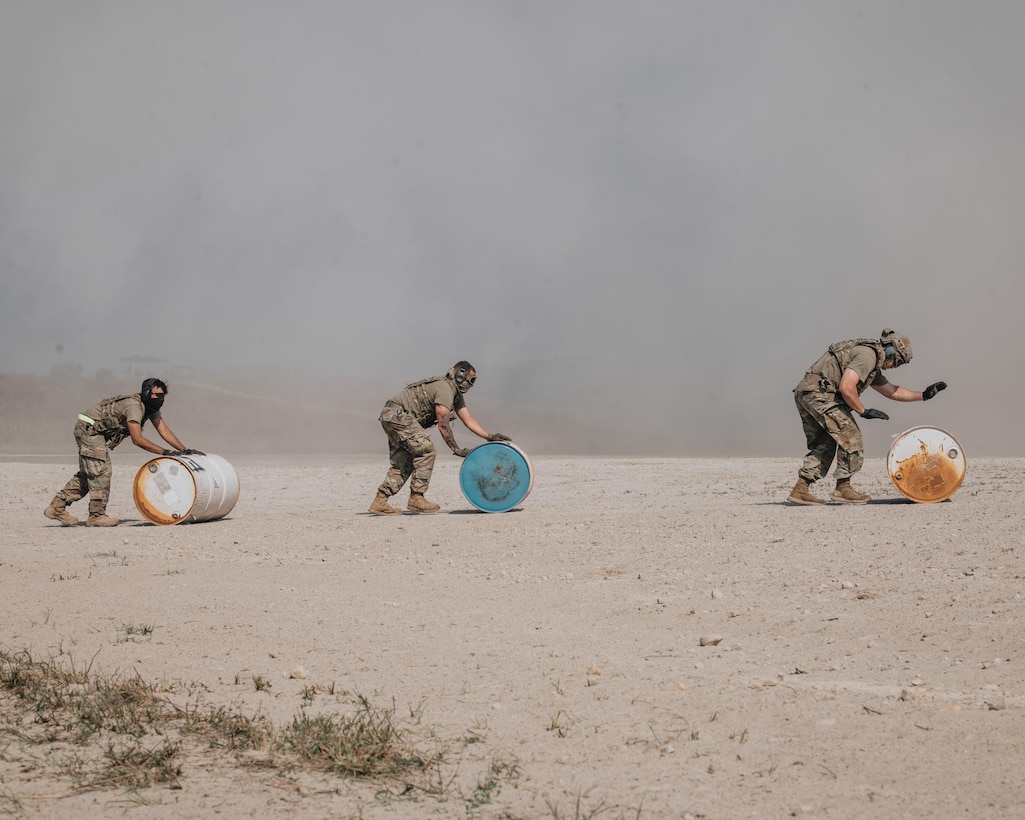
<box><xmin>44</xmin><ymin>378</ymin><xmax>202</xmax><ymax>527</ymax></box>
<box><xmin>789</xmin><ymin>329</ymin><xmax>948</xmax><ymax>505</ymax></box>
<box><xmin>370</xmin><ymin>361</ymin><xmax>512</xmax><ymax>515</ymax></box>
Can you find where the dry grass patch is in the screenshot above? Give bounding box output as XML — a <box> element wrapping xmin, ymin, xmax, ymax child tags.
<box><xmin>0</xmin><ymin>648</ymin><xmax>477</xmax><ymax>802</ymax></box>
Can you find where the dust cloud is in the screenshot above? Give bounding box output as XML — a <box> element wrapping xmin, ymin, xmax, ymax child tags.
<box><xmin>2</xmin><ymin>3</ymin><xmax>1024</xmax><ymax>458</ymax></box>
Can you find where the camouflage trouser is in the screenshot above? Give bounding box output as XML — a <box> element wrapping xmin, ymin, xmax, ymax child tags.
<box><xmin>56</xmin><ymin>422</ymin><xmax>113</xmax><ymax>516</ymax></box>
<box><xmin>794</xmin><ymin>390</ymin><xmax>864</xmax><ymax>482</ymax></box>
<box><xmin>377</xmin><ymin>403</ymin><xmax>436</xmax><ymax>496</ymax></box>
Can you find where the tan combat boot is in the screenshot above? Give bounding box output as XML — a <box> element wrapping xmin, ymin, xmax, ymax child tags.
<box><xmin>369</xmin><ymin>491</ymin><xmax>402</xmax><ymax>516</ymax></box>
<box><xmin>44</xmin><ymin>497</ymin><xmax>79</xmax><ymax>526</ymax></box>
<box><xmin>407</xmin><ymin>493</ymin><xmax>441</xmax><ymax>514</ymax></box>
<box><xmin>786</xmin><ymin>477</ymin><xmax>826</xmax><ymax>506</ymax></box>
<box><xmin>86</xmin><ymin>514</ymin><xmax>120</xmax><ymax>527</ymax></box>
<box><xmin>831</xmin><ymin>478</ymin><xmax>870</xmax><ymax>504</ymax></box>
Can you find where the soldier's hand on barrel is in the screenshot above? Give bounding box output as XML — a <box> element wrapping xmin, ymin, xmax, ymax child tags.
<box><xmin>487</xmin><ymin>433</ymin><xmax>512</xmax><ymax>442</ymax></box>
<box><xmin>922</xmin><ymin>381</ymin><xmax>947</xmax><ymax>401</ymax></box>
<box><xmin>860</xmin><ymin>408</ymin><xmax>889</xmax><ymax>421</ymax></box>
<box><xmin>182</xmin><ymin>448</ymin><xmax>205</xmax><ymax>456</ymax></box>
<box><xmin>453</xmin><ymin>447</ymin><xmax>472</xmax><ymax>458</ymax></box>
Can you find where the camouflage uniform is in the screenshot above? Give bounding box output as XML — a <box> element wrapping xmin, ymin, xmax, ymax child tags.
<box><xmin>377</xmin><ymin>376</ymin><xmax>466</xmax><ymax>497</ymax></box>
<box><xmin>56</xmin><ymin>394</ymin><xmax>160</xmax><ymax>517</ymax></box>
<box><xmin>794</xmin><ymin>339</ymin><xmax>889</xmax><ymax>482</ymax></box>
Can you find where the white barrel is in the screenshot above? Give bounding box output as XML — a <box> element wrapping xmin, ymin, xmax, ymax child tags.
<box><xmin>133</xmin><ymin>453</ymin><xmax>240</xmax><ymax>525</ymax></box>
<box><xmin>887</xmin><ymin>426</ymin><xmax>966</xmax><ymax>503</ymax></box>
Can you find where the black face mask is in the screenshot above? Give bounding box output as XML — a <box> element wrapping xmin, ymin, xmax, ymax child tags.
<box><xmin>143</xmin><ymin>395</ymin><xmax>164</xmax><ymax>414</ymax></box>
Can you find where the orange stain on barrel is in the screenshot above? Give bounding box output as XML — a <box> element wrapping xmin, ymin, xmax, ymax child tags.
<box><xmin>893</xmin><ymin>450</ymin><xmax>963</xmax><ymax>502</ymax></box>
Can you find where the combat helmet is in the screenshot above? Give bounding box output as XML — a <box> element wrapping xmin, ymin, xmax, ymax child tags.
<box><xmin>880</xmin><ymin>328</ymin><xmax>912</xmax><ymax>366</ymax></box>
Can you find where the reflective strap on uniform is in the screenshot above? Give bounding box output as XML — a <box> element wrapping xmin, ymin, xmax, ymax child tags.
<box><xmin>78</xmin><ymin>413</ymin><xmax>97</xmax><ymax>425</ymax></box>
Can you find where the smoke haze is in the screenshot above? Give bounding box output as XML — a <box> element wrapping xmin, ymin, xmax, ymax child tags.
<box><xmin>2</xmin><ymin>2</ymin><xmax>1024</xmax><ymax>457</ymax></box>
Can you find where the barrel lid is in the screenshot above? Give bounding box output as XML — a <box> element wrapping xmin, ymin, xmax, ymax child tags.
<box><xmin>459</xmin><ymin>442</ymin><xmax>534</xmax><ymax>512</ymax></box>
<box><xmin>133</xmin><ymin>455</ymin><xmax>199</xmax><ymax>525</ymax></box>
<box><xmin>887</xmin><ymin>426</ymin><xmax>967</xmax><ymax>503</ymax></box>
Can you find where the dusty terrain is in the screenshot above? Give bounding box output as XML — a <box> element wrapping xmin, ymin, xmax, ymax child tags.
<box><xmin>1</xmin><ymin>453</ymin><xmax>1023</xmax><ymax>818</ymax></box>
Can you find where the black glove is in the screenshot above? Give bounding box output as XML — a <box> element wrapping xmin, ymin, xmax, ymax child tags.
<box><xmin>860</xmin><ymin>408</ymin><xmax>889</xmax><ymax>421</ymax></box>
<box><xmin>453</xmin><ymin>447</ymin><xmax>471</xmax><ymax>458</ymax></box>
<box><xmin>922</xmin><ymin>381</ymin><xmax>947</xmax><ymax>401</ymax></box>
<box><xmin>487</xmin><ymin>433</ymin><xmax>512</xmax><ymax>442</ymax></box>
<box><xmin>162</xmin><ymin>449</ymin><xmax>185</xmax><ymax>456</ymax></box>
<box><xmin>182</xmin><ymin>448</ymin><xmax>205</xmax><ymax>456</ymax></box>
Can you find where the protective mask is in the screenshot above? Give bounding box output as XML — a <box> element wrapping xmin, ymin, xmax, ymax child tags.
<box><xmin>448</xmin><ymin>362</ymin><xmax>476</xmax><ymax>393</ymax></box>
<box><xmin>143</xmin><ymin>395</ymin><xmax>164</xmax><ymax>414</ymax></box>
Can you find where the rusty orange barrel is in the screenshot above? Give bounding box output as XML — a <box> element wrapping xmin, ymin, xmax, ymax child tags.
<box><xmin>887</xmin><ymin>426</ymin><xmax>966</xmax><ymax>503</ymax></box>
<box><xmin>133</xmin><ymin>453</ymin><xmax>240</xmax><ymax>525</ymax></box>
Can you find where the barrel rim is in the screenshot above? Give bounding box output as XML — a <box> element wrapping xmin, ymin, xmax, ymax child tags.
<box><xmin>133</xmin><ymin>455</ymin><xmax>199</xmax><ymax>525</ymax></box>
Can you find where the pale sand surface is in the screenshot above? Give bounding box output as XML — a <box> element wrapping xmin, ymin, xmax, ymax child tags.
<box><xmin>2</xmin><ymin>455</ymin><xmax>1024</xmax><ymax>818</ymax></box>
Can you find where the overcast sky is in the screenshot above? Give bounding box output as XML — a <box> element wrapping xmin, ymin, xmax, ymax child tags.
<box><xmin>2</xmin><ymin>2</ymin><xmax>1024</xmax><ymax>456</ymax></box>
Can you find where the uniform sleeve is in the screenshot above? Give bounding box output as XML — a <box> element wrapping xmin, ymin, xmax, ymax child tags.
<box><xmin>848</xmin><ymin>347</ymin><xmax>888</xmax><ymax>386</ymax></box>
<box><xmin>431</xmin><ymin>381</ymin><xmax>458</xmax><ymax>411</ymax></box>
<box><xmin>123</xmin><ymin>397</ymin><xmax>152</xmax><ymax>426</ymax></box>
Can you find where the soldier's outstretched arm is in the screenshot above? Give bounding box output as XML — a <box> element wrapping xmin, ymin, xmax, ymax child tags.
<box><xmin>871</xmin><ymin>382</ymin><xmax>946</xmax><ymax>402</ymax></box>
<box><xmin>455</xmin><ymin>406</ymin><xmax>492</xmax><ymax>440</ymax></box>
<box><xmin>435</xmin><ymin>405</ymin><xmax>462</xmax><ymax>453</ymax></box>
<box><xmin>128</xmin><ymin>420</ymin><xmax>172</xmax><ymax>455</ymax></box>
<box><xmin>153</xmin><ymin>417</ymin><xmax>187</xmax><ymax>451</ymax></box>
<box><xmin>839</xmin><ymin>369</ymin><xmax>867</xmax><ymax>415</ymax></box>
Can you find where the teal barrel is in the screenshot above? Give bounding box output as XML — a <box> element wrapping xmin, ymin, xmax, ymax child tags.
<box><xmin>458</xmin><ymin>442</ymin><xmax>534</xmax><ymax>513</ymax></box>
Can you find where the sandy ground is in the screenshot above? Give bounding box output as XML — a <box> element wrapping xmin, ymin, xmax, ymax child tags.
<box><xmin>1</xmin><ymin>452</ymin><xmax>1024</xmax><ymax>819</ymax></box>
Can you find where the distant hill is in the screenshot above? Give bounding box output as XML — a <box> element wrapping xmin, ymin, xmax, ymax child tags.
<box><xmin>0</xmin><ymin>372</ymin><xmax>632</xmax><ymax>457</ymax></box>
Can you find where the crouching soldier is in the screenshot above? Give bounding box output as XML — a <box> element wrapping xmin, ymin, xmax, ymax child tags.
<box><xmin>44</xmin><ymin>378</ymin><xmax>203</xmax><ymax>526</ymax></box>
